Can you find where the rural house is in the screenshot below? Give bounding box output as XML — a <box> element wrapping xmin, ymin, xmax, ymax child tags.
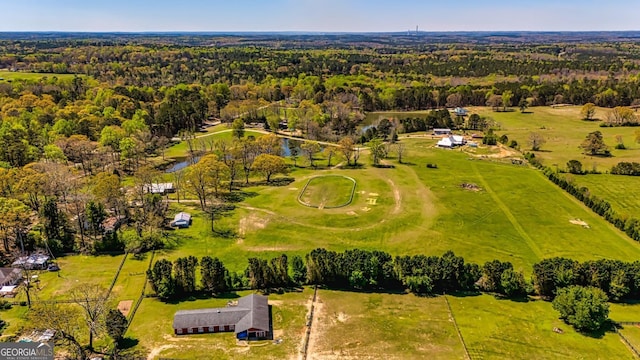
<box><xmin>11</xmin><ymin>254</ymin><xmax>50</xmax><ymax>270</ymax></box>
<box><xmin>173</xmin><ymin>294</ymin><xmax>270</xmax><ymax>340</ymax></box>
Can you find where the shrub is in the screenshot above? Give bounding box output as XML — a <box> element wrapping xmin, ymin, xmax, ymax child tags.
<box><xmin>508</xmin><ymin>140</ymin><xmax>518</xmax><ymax>148</ymax></box>
<box><xmin>426</xmin><ymin>163</ymin><xmax>438</xmax><ymax>169</ymax></box>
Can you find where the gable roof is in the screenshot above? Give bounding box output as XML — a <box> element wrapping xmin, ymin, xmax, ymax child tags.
<box><xmin>172</xmin><ymin>294</ymin><xmax>269</xmax><ymax>333</ymax></box>
<box><xmin>235</xmin><ymin>294</ymin><xmax>269</xmax><ymax>334</ymax></box>
<box><xmin>173</xmin><ymin>212</ymin><xmax>191</xmax><ymax>223</ymax></box>
<box><xmin>0</xmin><ymin>268</ymin><xmax>21</xmax><ymax>282</ymax></box>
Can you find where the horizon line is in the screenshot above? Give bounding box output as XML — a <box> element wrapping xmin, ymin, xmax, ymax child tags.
<box><xmin>1</xmin><ymin>30</ymin><xmax>640</xmax><ymax>34</ymax></box>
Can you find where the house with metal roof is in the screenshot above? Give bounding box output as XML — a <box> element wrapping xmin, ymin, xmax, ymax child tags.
<box><xmin>173</xmin><ymin>294</ymin><xmax>270</xmax><ymax>340</ymax></box>
<box><xmin>0</xmin><ymin>268</ymin><xmax>22</xmax><ymax>287</ymax></box>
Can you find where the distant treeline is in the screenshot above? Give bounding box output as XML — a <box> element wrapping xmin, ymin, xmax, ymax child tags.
<box><xmin>146</xmin><ymin>249</ymin><xmax>640</xmax><ymax>303</ymax></box>
<box><xmin>527</xmin><ymin>154</ymin><xmax>640</xmax><ymax>241</ymax></box>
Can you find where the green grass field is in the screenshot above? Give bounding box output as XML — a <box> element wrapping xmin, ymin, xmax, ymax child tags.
<box><xmin>618</xmin><ymin>325</ymin><xmax>640</xmax><ymax>353</ymax></box>
<box><xmin>308</xmin><ymin>290</ymin><xmax>466</xmax><ymax>359</ymax></box>
<box><xmin>298</xmin><ymin>175</ymin><xmax>356</xmax><ymax>208</ymax></box>
<box><xmin>569</xmin><ymin>174</ymin><xmax>640</xmax><ymax>217</ymax></box>
<box><xmin>449</xmin><ymin>294</ymin><xmax>633</xmax><ymax>359</ymax></box>
<box><xmin>0</xmin><ymin>71</ymin><xmax>82</xmax><ymax>81</ymax></box>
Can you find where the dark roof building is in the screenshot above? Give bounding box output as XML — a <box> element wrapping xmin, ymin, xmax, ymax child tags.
<box><xmin>173</xmin><ymin>294</ymin><xmax>270</xmax><ymax>340</ymax></box>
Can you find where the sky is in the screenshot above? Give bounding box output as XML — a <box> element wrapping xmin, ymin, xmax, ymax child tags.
<box><xmin>2</xmin><ymin>0</ymin><xmax>639</xmax><ymax>32</ymax></box>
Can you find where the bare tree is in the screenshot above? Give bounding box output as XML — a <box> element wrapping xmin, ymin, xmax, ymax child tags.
<box><xmin>29</xmin><ymin>302</ymin><xmax>87</xmax><ymax>359</ymax></box>
<box><xmin>71</xmin><ymin>284</ymin><xmax>109</xmax><ymax>351</ymax></box>
<box><xmin>396</xmin><ymin>142</ymin><xmax>406</xmax><ymax>164</ymax></box>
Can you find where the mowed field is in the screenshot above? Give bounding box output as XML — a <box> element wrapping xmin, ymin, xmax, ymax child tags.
<box><xmin>298</xmin><ymin>175</ymin><xmax>356</xmax><ymax>208</ymax></box>
<box><xmin>570</xmin><ymin>174</ymin><xmax>640</xmax><ymax>217</ymax></box>
<box><xmin>5</xmin><ymin>127</ymin><xmax>640</xmax><ymax>358</ymax></box>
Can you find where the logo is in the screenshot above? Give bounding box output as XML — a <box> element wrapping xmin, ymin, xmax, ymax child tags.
<box><xmin>0</xmin><ymin>342</ymin><xmax>54</xmax><ymax>360</ymax></box>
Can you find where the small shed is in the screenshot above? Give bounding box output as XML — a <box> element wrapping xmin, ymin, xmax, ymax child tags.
<box><xmin>454</xmin><ymin>107</ymin><xmax>469</xmax><ymax>116</ymax></box>
<box><xmin>171</xmin><ymin>212</ymin><xmax>192</xmax><ymax>228</ymax></box>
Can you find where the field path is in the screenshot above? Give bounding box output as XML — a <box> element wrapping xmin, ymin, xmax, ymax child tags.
<box><xmin>471</xmin><ymin>163</ymin><xmax>543</xmax><ymax>259</ymax></box>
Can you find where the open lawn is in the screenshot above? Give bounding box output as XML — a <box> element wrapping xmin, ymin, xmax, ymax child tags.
<box><xmin>0</xmin><ymin>71</ymin><xmax>82</xmax><ymax>81</ymax></box>
<box><xmin>569</xmin><ymin>174</ymin><xmax>640</xmax><ymax>217</ymax></box>
<box><xmin>449</xmin><ymin>294</ymin><xmax>634</xmax><ymax>359</ymax></box>
<box><xmin>618</xmin><ymin>325</ymin><xmax>640</xmax><ymax>353</ymax></box>
<box><xmin>127</xmin><ymin>289</ymin><xmax>309</xmax><ymax>360</ymax></box>
<box><xmin>307</xmin><ymin>290</ymin><xmax>465</xmax><ymax>359</ymax></box>
<box><xmin>298</xmin><ymin>175</ymin><xmax>356</xmax><ymax>209</ymax></box>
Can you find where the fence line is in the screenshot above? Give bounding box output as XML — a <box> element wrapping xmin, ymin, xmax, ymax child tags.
<box><xmin>444</xmin><ymin>295</ymin><xmax>471</xmax><ymax>360</ymax></box>
<box><xmin>615</xmin><ymin>322</ymin><xmax>640</xmax><ymax>358</ymax></box>
<box><xmin>125</xmin><ymin>250</ymin><xmax>155</xmax><ymax>331</ymax></box>
<box><xmin>106</xmin><ymin>252</ymin><xmax>128</xmax><ymax>299</ymax></box>
<box><xmin>300</xmin><ymin>285</ymin><xmax>318</xmax><ymax>360</ymax></box>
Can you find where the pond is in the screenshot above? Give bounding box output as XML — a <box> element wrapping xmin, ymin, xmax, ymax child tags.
<box><xmin>165</xmin><ymin>156</ymin><xmax>200</xmax><ymax>173</ymax></box>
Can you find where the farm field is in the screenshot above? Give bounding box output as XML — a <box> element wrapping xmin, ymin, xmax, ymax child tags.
<box><xmin>307</xmin><ymin>290</ymin><xmax>466</xmax><ymax>359</ymax></box>
<box><xmin>569</xmin><ymin>174</ymin><xmax>640</xmax><ymax>217</ymax></box>
<box><xmin>448</xmin><ymin>294</ymin><xmax>634</xmax><ymax>359</ymax></box>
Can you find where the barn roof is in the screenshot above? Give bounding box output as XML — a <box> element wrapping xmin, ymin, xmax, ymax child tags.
<box><xmin>172</xmin><ymin>294</ymin><xmax>269</xmax><ymax>333</ymax></box>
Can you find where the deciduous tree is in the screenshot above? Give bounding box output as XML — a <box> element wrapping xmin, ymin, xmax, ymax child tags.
<box><xmin>252</xmin><ymin>154</ymin><xmax>288</xmax><ymax>182</ymax></box>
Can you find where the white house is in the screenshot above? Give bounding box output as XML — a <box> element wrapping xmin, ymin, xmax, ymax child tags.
<box><xmin>144</xmin><ymin>183</ymin><xmax>175</xmax><ymax>195</ymax></box>
<box><xmin>433</xmin><ymin>128</ymin><xmax>452</xmax><ymax>136</ymax></box>
<box><xmin>437</xmin><ymin>135</ymin><xmax>467</xmax><ymax>148</ymax></box>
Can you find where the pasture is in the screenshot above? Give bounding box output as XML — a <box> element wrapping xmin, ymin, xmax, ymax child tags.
<box><xmin>448</xmin><ymin>294</ymin><xmax>634</xmax><ymax>359</ymax></box>
<box><xmin>570</xmin><ymin>174</ymin><xmax>640</xmax><ymax>217</ymax></box>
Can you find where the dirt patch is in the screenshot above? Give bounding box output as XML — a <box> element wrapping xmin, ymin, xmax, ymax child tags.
<box><xmin>117</xmin><ymin>300</ymin><xmax>133</xmax><ymax>317</ymax></box>
<box><xmin>147</xmin><ymin>344</ymin><xmax>176</xmax><ymax>360</ymax></box>
<box><xmin>387</xmin><ymin>179</ymin><xmax>402</xmax><ymax>214</ymax></box>
<box><xmin>336</xmin><ymin>312</ymin><xmax>349</xmax><ymax>323</ymax></box>
<box><xmin>306</xmin><ymin>295</ymin><xmax>325</xmax><ymax>360</ymax></box>
<box><xmin>361</xmin><ymin>207</ymin><xmax>371</xmax><ymax>212</ymax></box>
<box><xmin>570</xmin><ymin>219</ymin><xmax>590</xmax><ymax>228</ymax></box>
<box><xmin>238</xmin><ymin>213</ymin><xmax>269</xmax><ymax>236</ymax></box>
<box><xmin>346</xmin><ymin>211</ymin><xmax>358</xmax><ymax>216</ymax></box>
<box><xmin>368</xmin><ymin>193</ymin><xmax>379</xmax><ymax>197</ymax></box>
<box><xmin>461</xmin><ymin>183</ymin><xmax>482</xmax><ymax>192</ymax></box>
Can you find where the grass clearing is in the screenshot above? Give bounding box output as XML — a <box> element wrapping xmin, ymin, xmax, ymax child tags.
<box><xmin>308</xmin><ymin>290</ymin><xmax>465</xmax><ymax>359</ymax></box>
<box><xmin>0</xmin><ymin>71</ymin><xmax>82</xmax><ymax>81</ymax></box>
<box><xmin>619</xmin><ymin>325</ymin><xmax>640</xmax><ymax>352</ymax></box>
<box><xmin>449</xmin><ymin>294</ymin><xmax>633</xmax><ymax>359</ymax></box>
<box><xmin>164</xmin><ymin>129</ymin><xmax>265</xmax><ymax>159</ymax></box>
<box><xmin>298</xmin><ymin>175</ymin><xmax>356</xmax><ymax>209</ymax></box>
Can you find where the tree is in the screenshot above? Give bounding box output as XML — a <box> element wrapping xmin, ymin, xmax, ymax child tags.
<box><xmin>479</xmin><ymin>260</ymin><xmax>513</xmax><ymax>293</ymax></box>
<box><xmin>500</xmin><ymin>269</ymin><xmax>527</xmax><ymax>298</ymax></box>
<box><xmin>300</xmin><ymin>142</ymin><xmax>321</xmax><ymax>168</ymax></box>
<box><xmin>174</xmin><ymin>256</ymin><xmax>198</xmax><ymax>295</ymax></box>
<box><xmin>71</xmin><ymin>284</ymin><xmax>108</xmax><ymax>351</ymax></box>
<box><xmin>252</xmin><ymin>154</ymin><xmax>288</xmax><ymax>182</ymax></box>
<box><xmin>369</xmin><ymin>138</ymin><xmax>387</xmax><ymax>166</ymax></box>
<box><xmin>85</xmin><ymin>201</ymin><xmax>106</xmax><ymax>241</ymax></box>
<box><xmin>528</xmin><ymin>132</ymin><xmax>546</xmax><ymax>151</ymax></box>
<box><xmin>338</xmin><ymin>137</ymin><xmax>355</xmax><ymax>166</ymax></box>
<box><xmin>581</xmin><ymin>103</ymin><xmax>597</xmax><ymax>121</ymax></box>
<box><xmin>105</xmin><ymin>309</ymin><xmax>128</xmax><ymax>345</ymax></box>
<box><xmin>486</xmin><ymin>94</ymin><xmax>502</xmax><ymax>111</ymax></box>
<box><xmin>291</xmin><ymin>255</ymin><xmax>307</xmax><ymax>285</ymax></box>
<box><xmin>29</xmin><ymin>303</ymin><xmax>86</xmax><ymax>359</ymax></box>
<box><xmin>566</xmin><ymin>160</ymin><xmax>583</xmax><ymax>174</ymax></box>
<box><xmin>501</xmin><ymin>91</ymin><xmax>513</xmax><ymax>111</ymax></box>
<box><xmin>518</xmin><ymin>98</ymin><xmax>529</xmax><ymax>113</ymax></box>
<box><xmin>606</xmin><ymin>106</ymin><xmax>636</xmax><ymax>125</ymax></box>
<box><xmin>395</xmin><ymin>142</ymin><xmax>406</xmax><ymax>164</ymax></box>
<box><xmin>201</xmin><ymin>256</ymin><xmax>228</xmax><ymax>295</ymax></box>
<box><xmin>483</xmin><ymin>129</ymin><xmax>498</xmax><ymax>146</ymax></box>
<box><xmin>581</xmin><ymin>131</ymin><xmax>609</xmax><ymax>156</ymax></box>
<box><xmin>552</xmin><ymin>286</ymin><xmax>609</xmax><ymax>332</ymax></box>
<box><xmin>323</xmin><ymin>146</ymin><xmax>336</xmax><ymax>167</ymax></box>
<box><xmin>232</xmin><ymin>118</ymin><xmax>245</xmax><ymax>139</ymax></box>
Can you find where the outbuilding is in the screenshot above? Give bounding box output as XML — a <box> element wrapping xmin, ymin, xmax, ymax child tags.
<box><xmin>170</xmin><ymin>212</ymin><xmax>192</xmax><ymax>228</ymax></box>
<box><xmin>433</xmin><ymin>128</ymin><xmax>452</xmax><ymax>136</ymax></box>
<box><xmin>0</xmin><ymin>268</ymin><xmax>22</xmax><ymax>287</ymax></box>
<box><xmin>173</xmin><ymin>294</ymin><xmax>270</xmax><ymax>340</ymax></box>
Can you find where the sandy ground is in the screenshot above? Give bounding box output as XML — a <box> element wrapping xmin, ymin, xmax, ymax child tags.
<box><xmin>117</xmin><ymin>300</ymin><xmax>133</xmax><ymax>317</ymax></box>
